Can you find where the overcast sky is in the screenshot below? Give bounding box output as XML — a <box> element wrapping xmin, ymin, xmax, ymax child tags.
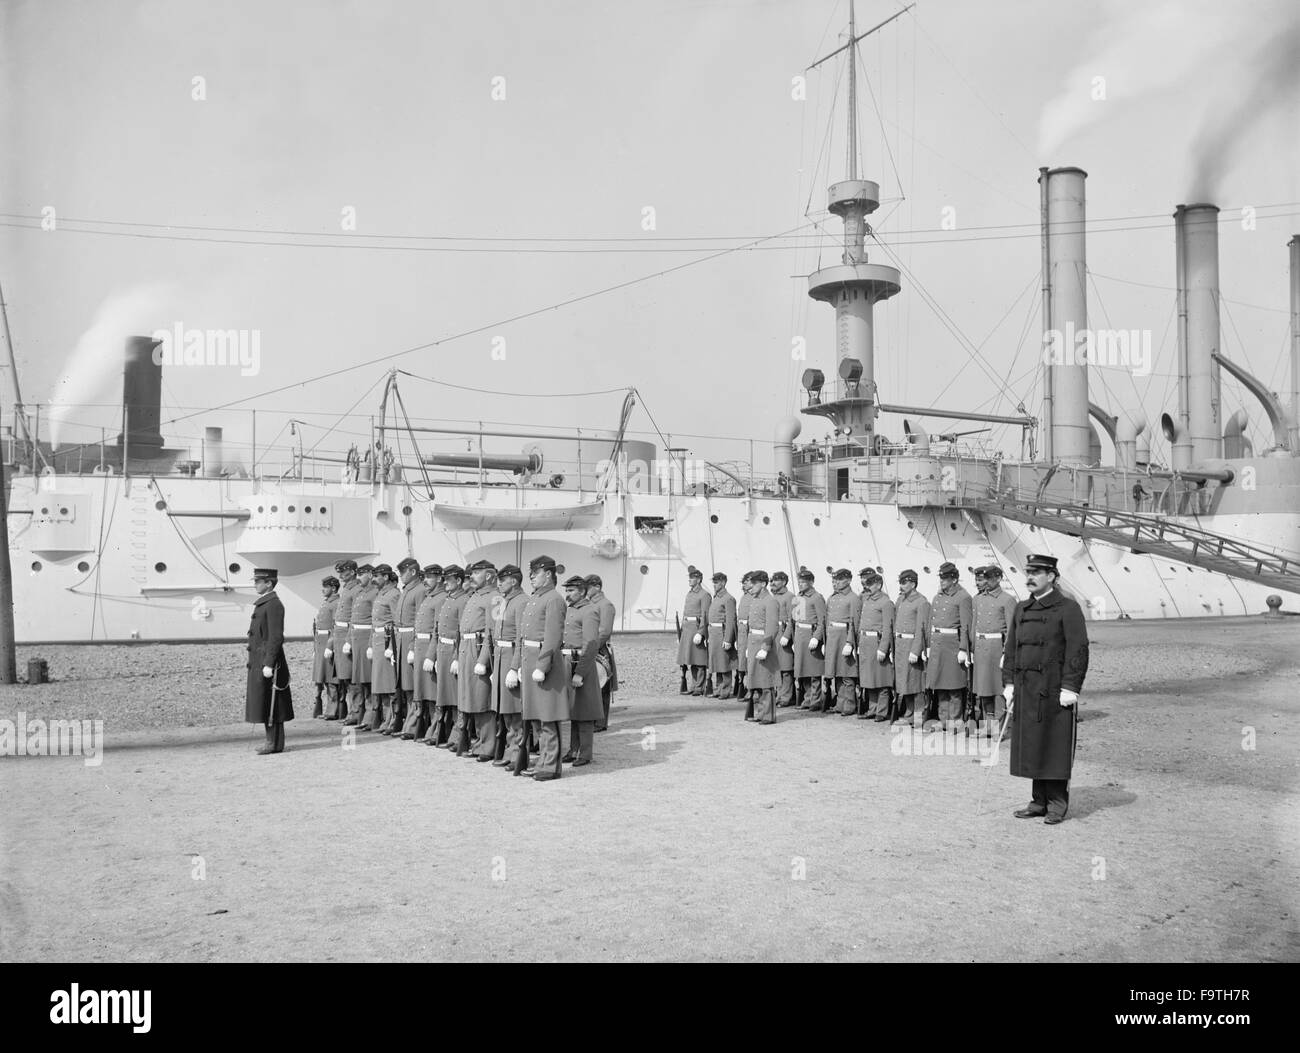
<box><xmin>2</xmin><ymin>0</ymin><xmax>1297</xmax><ymax>471</ymax></box>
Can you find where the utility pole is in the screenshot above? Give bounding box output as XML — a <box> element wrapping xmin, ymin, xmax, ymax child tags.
<box><xmin>0</xmin><ymin>278</ymin><xmax>22</xmax><ymax>682</ymax></box>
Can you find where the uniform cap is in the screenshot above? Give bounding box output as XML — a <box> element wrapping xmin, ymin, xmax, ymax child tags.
<box><xmin>422</xmin><ymin>563</ymin><xmax>443</xmax><ymax>576</ymax></box>
<box><xmin>357</xmin><ymin>563</ymin><xmax>375</xmax><ymax>574</ymax></box>
<box><xmin>740</xmin><ymin>572</ymin><xmax>752</xmax><ymax>583</ymax></box>
<box><xmin>938</xmin><ymin>561</ymin><xmax>959</xmax><ymax>578</ymax></box>
<box><xmin>1025</xmin><ymin>554</ymin><xmax>1058</xmax><ymax>572</ymax></box>
<box><xmin>374</xmin><ymin>563</ymin><xmax>393</xmax><ymax>577</ymax></box>
<box><xmin>864</xmin><ymin>572</ymin><xmax>882</xmax><ymax>586</ymax></box>
<box><xmin>687</xmin><ymin>565</ymin><xmax>703</xmax><ymax>579</ymax></box>
<box><xmin>322</xmin><ymin>575</ymin><xmax>339</xmax><ymax>589</ymax></box>
<box><xmin>712</xmin><ymin>571</ymin><xmax>728</xmax><ymax>582</ymax></box>
<box><xmin>898</xmin><ymin>569</ymin><xmax>918</xmax><ymax>584</ymax></box>
<box><xmin>584</xmin><ymin>573</ymin><xmax>603</xmax><ymax>588</ymax></box>
<box><xmin>499</xmin><ymin>564</ymin><xmax>523</xmax><ymax>581</ymax></box>
<box><xmin>253</xmin><ymin>567</ymin><xmax>278</xmax><ymax>582</ymax></box>
<box><xmin>972</xmin><ymin>565</ymin><xmax>989</xmax><ymax>577</ymax></box>
<box><xmin>338</xmin><ymin>559</ymin><xmax>358</xmax><ymax>572</ymax></box>
<box><xmin>797</xmin><ymin>567</ymin><xmax>814</xmax><ymax>582</ymax></box>
<box><xmin>467</xmin><ymin>558</ymin><xmax>496</xmax><ymax>572</ymax></box>
<box><xmin>750</xmin><ymin>569</ymin><xmax>769</xmax><ymax>584</ymax></box>
<box><xmin>396</xmin><ymin>557</ymin><xmax>420</xmax><ymax>573</ymax></box>
<box><xmin>832</xmin><ymin>568</ymin><xmax>852</xmax><ymax>581</ymax></box>
<box><xmin>442</xmin><ymin>564</ymin><xmax>464</xmax><ymax>579</ymax></box>
<box><xmin>563</xmin><ymin>575</ymin><xmax>588</xmax><ymax>589</ymax></box>
<box><xmin>771</xmin><ymin>571</ymin><xmax>788</xmax><ymax>583</ymax></box>
<box><xmin>984</xmin><ymin>565</ymin><xmax>1004</xmax><ymax>579</ymax></box>
<box><xmin>529</xmin><ymin>554</ymin><xmax>557</xmax><ymax>573</ymax></box>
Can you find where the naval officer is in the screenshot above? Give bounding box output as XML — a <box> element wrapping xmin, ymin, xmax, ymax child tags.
<box><xmin>246</xmin><ymin>567</ymin><xmax>293</xmax><ymax>755</ymax></box>
<box><xmin>792</xmin><ymin>568</ymin><xmax>827</xmax><ymax>710</ymax></box>
<box><xmin>743</xmin><ymin>570</ymin><xmax>780</xmax><ymax>725</ymax></box>
<box><xmin>1004</xmin><ymin>554</ymin><xmax>1090</xmax><ymax>824</ymax></box>
<box><xmin>560</xmin><ymin>575</ymin><xmax>601</xmax><ymax>766</ymax></box>
<box><xmin>856</xmin><ymin>571</ymin><xmax>894</xmax><ymax>720</ymax></box>
<box><xmin>518</xmin><ymin>555</ymin><xmax>569</xmax><ymax>781</ymax></box>
<box><xmin>678</xmin><ymin>567</ymin><xmax>711</xmax><ymax>695</ymax></box>
<box><xmin>825</xmin><ymin>568</ymin><xmax>860</xmax><ymax>715</ymax></box>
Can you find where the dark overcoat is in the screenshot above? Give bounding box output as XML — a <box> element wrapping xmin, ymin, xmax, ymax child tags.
<box><xmin>246</xmin><ymin>589</ymin><xmax>294</xmax><ymax>723</ymax></box>
<box><xmin>562</xmin><ymin>599</ymin><xmax>602</xmax><ymax>721</ymax></box>
<box><xmin>1004</xmin><ymin>587</ymin><xmax>1089</xmax><ymax>780</ymax></box>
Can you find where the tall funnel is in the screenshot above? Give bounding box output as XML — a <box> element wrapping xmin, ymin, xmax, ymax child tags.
<box><xmin>116</xmin><ymin>335</ymin><xmax>164</xmax><ymax>453</ymax></box>
<box><xmin>1040</xmin><ymin>167</ymin><xmax>1091</xmax><ymax>464</ymax></box>
<box><xmin>1175</xmin><ymin>204</ymin><xmax>1222</xmax><ymax>461</ymax></box>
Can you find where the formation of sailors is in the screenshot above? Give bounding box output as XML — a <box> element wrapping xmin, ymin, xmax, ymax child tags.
<box><xmin>311</xmin><ymin>555</ymin><xmax>617</xmax><ymax>781</ymax></box>
<box><xmin>677</xmin><ymin>561</ymin><xmax>1017</xmax><ymax>734</ymax></box>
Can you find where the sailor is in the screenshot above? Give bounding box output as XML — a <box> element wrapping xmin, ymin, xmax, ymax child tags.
<box><xmin>368</xmin><ymin>565</ymin><xmax>401</xmax><ymax>733</ymax></box>
<box><xmin>892</xmin><ymin>569</ymin><xmax>929</xmax><ymax>726</ymax></box>
<box><xmin>734</xmin><ymin>572</ymin><xmax>753</xmax><ymax>699</ymax></box>
<box><xmin>856</xmin><ymin>570</ymin><xmax>895</xmax><ymax>721</ymax></box>
<box><xmin>926</xmin><ymin>561</ymin><xmax>972</xmax><ymax>731</ymax></box>
<box><xmin>1004</xmin><ymin>554</ymin><xmax>1090</xmax><ymax>824</ymax></box>
<box><xmin>707</xmin><ymin>572</ymin><xmax>739</xmax><ymax>699</ymax></box>
<box><xmin>344</xmin><ymin>564</ymin><xmax>378</xmax><ymax>730</ymax></box>
<box><xmin>433</xmin><ymin>565</ymin><xmax>468</xmax><ymax>750</ymax></box>
<box><xmin>792</xmin><ymin>567</ymin><xmax>827</xmax><ymax>711</ymax></box>
<box><xmin>518</xmin><ymin>555</ymin><xmax>569</xmax><ymax>781</ymax></box>
<box><xmin>331</xmin><ymin>560</ymin><xmax>359</xmax><ymax>722</ymax></box>
<box><xmin>246</xmin><ymin>567</ymin><xmax>293</xmax><ymax>755</ymax></box>
<box><xmin>408</xmin><ymin>564</ymin><xmax>445</xmax><ymax>741</ymax></box>
<box><xmin>393</xmin><ymin>556</ymin><xmax>426</xmax><ymax>737</ymax></box>
<box><xmin>972</xmin><ymin>566</ymin><xmax>1018</xmax><ymax>736</ymax></box>
<box><xmin>826</xmin><ymin>568</ymin><xmax>861</xmax><ymax>715</ymax></box>
<box><xmin>457</xmin><ymin>559</ymin><xmax>499</xmax><ymax>761</ymax></box>
<box><xmin>560</xmin><ymin>575</ymin><xmax>601</xmax><ymax>767</ymax></box>
<box><xmin>490</xmin><ymin>565</ymin><xmax>528</xmax><ymax>769</ymax></box>
<box><xmin>312</xmin><ymin>575</ymin><xmax>340</xmax><ymax>719</ymax></box>
<box><xmin>770</xmin><ymin>571</ymin><xmax>796</xmax><ymax>707</ymax></box>
<box><xmin>584</xmin><ymin>574</ymin><xmax>618</xmax><ymax>732</ymax></box>
<box><xmin>677</xmin><ymin>567</ymin><xmax>711</xmax><ymax>695</ymax></box>
<box><xmin>743</xmin><ymin>570</ymin><xmax>780</xmax><ymax>725</ymax></box>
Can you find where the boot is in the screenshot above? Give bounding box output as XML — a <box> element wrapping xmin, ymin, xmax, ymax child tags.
<box><xmin>256</xmin><ymin>724</ymin><xmax>277</xmax><ymax>755</ymax></box>
<box><xmin>273</xmin><ymin>721</ymin><xmax>285</xmax><ymax>753</ymax></box>
<box><xmin>312</xmin><ymin>690</ymin><xmax>323</xmax><ymax>719</ymax></box>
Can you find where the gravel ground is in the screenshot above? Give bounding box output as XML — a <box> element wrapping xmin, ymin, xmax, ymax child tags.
<box><xmin>2</xmin><ymin>617</ymin><xmax>1298</xmax><ymax>962</ymax></box>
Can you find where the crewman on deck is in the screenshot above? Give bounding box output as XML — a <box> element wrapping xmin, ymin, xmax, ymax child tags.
<box><xmin>770</xmin><ymin>571</ymin><xmax>796</xmax><ymax>707</ymax></box>
<box><xmin>518</xmin><ymin>555</ymin><xmax>569</xmax><ymax>781</ymax></box>
<box><xmin>893</xmin><ymin>569</ymin><xmax>929</xmax><ymax>726</ymax></box>
<box><xmin>392</xmin><ymin>556</ymin><xmax>426</xmax><ymax>737</ymax></box>
<box><xmin>584</xmin><ymin>574</ymin><xmax>618</xmax><ymax>731</ymax></box>
<box><xmin>344</xmin><ymin>564</ymin><xmax>377</xmax><ymax>730</ymax></box>
<box><xmin>433</xmin><ymin>565</ymin><xmax>468</xmax><ymax>750</ymax></box>
<box><xmin>926</xmin><ymin>561</ymin><xmax>972</xmax><ymax>731</ymax></box>
<box><xmin>743</xmin><ymin>570</ymin><xmax>781</xmax><ymax>725</ymax></box>
<box><xmin>707</xmin><ymin>572</ymin><xmax>739</xmax><ymax>699</ymax></box>
<box><xmin>409</xmin><ymin>564</ymin><xmax>444</xmax><ymax>741</ymax></box>
<box><xmin>457</xmin><ymin>559</ymin><xmax>499</xmax><ymax>761</ymax></box>
<box><xmin>677</xmin><ymin>567</ymin><xmax>711</xmax><ymax>695</ymax></box>
<box><xmin>735</xmin><ymin>572</ymin><xmax>753</xmax><ymax>699</ymax></box>
<box><xmin>792</xmin><ymin>567</ymin><xmax>827</xmax><ymax>710</ymax></box>
<box><xmin>368</xmin><ymin>564</ymin><xmax>401</xmax><ymax>733</ymax></box>
<box><xmin>826</xmin><ymin>568</ymin><xmax>861</xmax><ymax>715</ymax></box>
<box><xmin>312</xmin><ymin>575</ymin><xmax>339</xmax><ymax>719</ymax></box>
<box><xmin>330</xmin><ymin>560</ymin><xmax>359</xmax><ymax>722</ymax></box>
<box><xmin>972</xmin><ymin>565</ymin><xmax>1018</xmax><ymax>737</ymax></box>
<box><xmin>560</xmin><ymin>575</ymin><xmax>601</xmax><ymax>767</ymax></box>
<box><xmin>857</xmin><ymin>570</ymin><xmax>895</xmax><ymax>721</ymax></box>
<box><xmin>491</xmin><ymin>565</ymin><xmax>528</xmax><ymax>769</ymax></box>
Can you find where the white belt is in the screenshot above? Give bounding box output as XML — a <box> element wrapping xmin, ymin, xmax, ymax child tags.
<box><xmin>795</xmin><ymin>622</ymin><xmax>813</xmax><ymax>629</ymax></box>
<box><xmin>748</xmin><ymin>629</ymin><xmax>765</xmax><ymax>636</ymax></box>
<box><xmin>861</xmin><ymin>630</ymin><xmax>882</xmax><ymax>637</ymax></box>
<box><xmin>398</xmin><ymin>627</ymin><xmax>414</xmax><ymax>634</ymax></box>
<box><xmin>830</xmin><ymin>621</ymin><xmax>848</xmax><ymax>628</ymax></box>
<box><xmin>561</xmin><ymin>648</ymin><xmax>579</xmax><ymax>656</ymax></box>
<box><xmin>351</xmin><ymin>623</ymin><xmax>372</xmax><ymax>630</ymax></box>
<box><xmin>977</xmin><ymin>631</ymin><xmax>1004</xmax><ymax>639</ymax></box>
<box><xmin>739</xmin><ymin>620</ymin><xmax>749</xmax><ymax>626</ymax></box>
<box><xmin>416</xmin><ymin>632</ymin><xmax>432</xmax><ymax>640</ymax></box>
<box><xmin>334</xmin><ymin>620</ymin><xmax>349</xmax><ymax>627</ymax></box>
<box><xmin>439</xmin><ymin>636</ymin><xmax>456</xmax><ymax>644</ymax></box>
<box><xmin>932</xmin><ymin>627</ymin><xmax>958</xmax><ymax>635</ymax></box>
<box><xmin>461</xmin><ymin>632</ymin><xmax>482</xmax><ymax>640</ymax></box>
<box><xmin>524</xmin><ymin>640</ymin><xmax>542</xmax><ymax>648</ymax></box>
<box><xmin>315</xmin><ymin>629</ymin><xmax>330</xmax><ymax>635</ymax></box>
<box><xmin>709</xmin><ymin>622</ymin><xmax>723</xmax><ymax>627</ymax></box>
<box><xmin>896</xmin><ymin>633</ymin><xmax>914</xmax><ymax>639</ymax></box>
<box><xmin>497</xmin><ymin>641</ymin><xmax>514</xmax><ymax>649</ymax></box>
<box><xmin>684</xmin><ymin>616</ymin><xmax>700</xmax><ymax>622</ymax></box>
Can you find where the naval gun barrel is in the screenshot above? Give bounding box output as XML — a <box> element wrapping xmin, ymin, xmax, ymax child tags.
<box><xmin>423</xmin><ymin>451</ymin><xmax>542</xmax><ymax>474</ymax></box>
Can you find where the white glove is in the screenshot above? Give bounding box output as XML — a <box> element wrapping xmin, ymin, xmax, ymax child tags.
<box><xmin>808</xmin><ymin>639</ymin><xmax>819</xmax><ymax>652</ymax></box>
<box><xmin>692</xmin><ymin>632</ymin><xmax>703</xmax><ymax>645</ymax></box>
<box><xmin>342</xmin><ymin>642</ymin><xmax>352</xmax><ymax>655</ymax></box>
<box><xmin>1060</xmin><ymin>689</ymin><xmax>1078</xmax><ymax>707</ymax></box>
<box><xmin>958</xmin><ymin>649</ymin><xmax>968</xmax><ymax>666</ymax></box>
<box><xmin>473</xmin><ymin>662</ymin><xmax>487</xmax><ymax>676</ymax></box>
<box><xmin>1003</xmin><ymin>685</ymin><xmax>1014</xmax><ymax>702</ymax></box>
<box><xmin>423</xmin><ymin>658</ymin><xmax>434</xmax><ymax>673</ymax></box>
<box><xmin>323</xmin><ymin>648</ymin><xmax>333</xmax><ymax>659</ymax></box>
<box><xmin>450</xmin><ymin>660</ymin><xmax>459</xmax><ymax>676</ymax></box>
<box><xmin>262</xmin><ymin>665</ymin><xmax>272</xmax><ymax>678</ymax></box>
<box><xmin>999</xmin><ymin>654</ymin><xmax>1004</xmax><ymax>668</ymax></box>
<box><xmin>724</xmin><ymin>642</ymin><xmax>733</xmax><ymax>651</ymax></box>
<box><xmin>876</xmin><ymin>649</ymin><xmax>886</xmax><ymax>662</ymax></box>
<box><xmin>922</xmin><ymin>648</ymin><xmax>930</xmax><ymax>662</ymax></box>
<box><xmin>908</xmin><ymin>652</ymin><xmax>918</xmax><ymax>665</ymax></box>
<box><xmin>841</xmin><ymin>643</ymin><xmax>853</xmax><ymax>657</ymax></box>
<box><xmin>531</xmin><ymin>668</ymin><xmax>545</xmax><ymax>683</ymax></box>
<box><xmin>383</xmin><ymin>647</ymin><xmax>392</xmax><ymax>660</ymax></box>
<box><xmin>406</xmin><ymin>649</ymin><xmax>414</xmax><ymax>664</ymax></box>
<box><xmin>365</xmin><ymin>647</ymin><xmax>373</xmax><ymax>660</ymax></box>
<box><xmin>779</xmin><ymin>636</ymin><xmax>789</xmax><ymax>647</ymax></box>
<box><xmin>756</xmin><ymin>649</ymin><xmax>768</xmax><ymax>660</ymax></box>
<box><xmin>505</xmin><ymin>669</ymin><xmax>519</xmax><ymax>689</ymax></box>
<box><xmin>572</xmin><ymin>673</ymin><xmax>584</xmax><ymax>688</ymax></box>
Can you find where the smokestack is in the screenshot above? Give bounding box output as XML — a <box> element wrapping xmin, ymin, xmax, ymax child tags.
<box><xmin>1175</xmin><ymin>204</ymin><xmax>1223</xmax><ymax>461</ymax></box>
<box><xmin>116</xmin><ymin>335</ymin><xmax>164</xmax><ymax>453</ymax></box>
<box><xmin>203</xmin><ymin>426</ymin><xmax>224</xmax><ymax>477</ymax></box>
<box><xmin>1290</xmin><ymin>234</ymin><xmax>1300</xmax><ymax>452</ymax></box>
<box><xmin>1040</xmin><ymin>166</ymin><xmax>1091</xmax><ymax>464</ymax></box>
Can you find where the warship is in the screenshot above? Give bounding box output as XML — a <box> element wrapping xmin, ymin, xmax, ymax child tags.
<box><xmin>4</xmin><ymin>3</ymin><xmax>1300</xmax><ymax>645</ymax></box>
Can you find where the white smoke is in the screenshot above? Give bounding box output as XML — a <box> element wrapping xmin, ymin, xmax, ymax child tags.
<box><xmin>48</xmin><ymin>285</ymin><xmax>173</xmax><ymax>449</ymax></box>
<box><xmin>1037</xmin><ymin>1</ymin><xmax>1300</xmax><ymax>200</ymax></box>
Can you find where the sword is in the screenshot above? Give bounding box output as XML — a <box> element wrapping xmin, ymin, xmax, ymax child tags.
<box><xmin>975</xmin><ymin>702</ymin><xmax>1013</xmax><ymax>816</ymax></box>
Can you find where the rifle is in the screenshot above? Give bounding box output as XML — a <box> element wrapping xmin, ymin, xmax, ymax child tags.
<box><xmin>676</xmin><ymin>613</ymin><xmax>687</xmax><ymax>693</ymax></box>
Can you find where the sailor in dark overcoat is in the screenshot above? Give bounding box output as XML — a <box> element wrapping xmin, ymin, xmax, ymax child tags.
<box><xmin>560</xmin><ymin>576</ymin><xmax>601</xmax><ymax>766</ymax></box>
<box><xmin>584</xmin><ymin>574</ymin><xmax>618</xmax><ymax>731</ymax></box>
<box><xmin>770</xmin><ymin>572</ymin><xmax>795</xmax><ymax>707</ymax></box>
<box><xmin>519</xmin><ymin>555</ymin><xmax>569</xmax><ymax>781</ymax></box>
<box><xmin>246</xmin><ymin>567</ymin><xmax>293</xmax><ymax>754</ymax></box>
<box><xmin>1003</xmin><ymin>553</ymin><xmax>1090</xmax><ymax>824</ymax></box>
<box><xmin>312</xmin><ymin>575</ymin><xmax>339</xmax><ymax>718</ymax></box>
<box><xmin>677</xmin><ymin>567</ymin><xmax>711</xmax><ymax>694</ymax></box>
<box><xmin>743</xmin><ymin>571</ymin><xmax>781</xmax><ymax>724</ymax></box>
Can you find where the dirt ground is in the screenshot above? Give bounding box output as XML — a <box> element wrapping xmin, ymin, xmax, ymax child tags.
<box><xmin>2</xmin><ymin>617</ymin><xmax>1298</xmax><ymax>962</ymax></box>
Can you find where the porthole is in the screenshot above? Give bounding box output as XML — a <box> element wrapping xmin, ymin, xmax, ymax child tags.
<box><xmin>1122</xmin><ymin>566</ymin><xmax>1130</xmax><ymax>573</ymax></box>
<box><xmin>257</xmin><ymin>505</ymin><xmax>264</xmax><ymax>513</ymax></box>
<box><xmin>813</xmin><ymin>517</ymin><xmax>821</xmax><ymax>526</ymax></box>
<box><xmin>762</xmin><ymin>516</ymin><xmax>771</xmax><ymax>525</ymax></box>
<box><xmin>557</xmin><ymin>564</ymin><xmax>566</xmax><ymax>575</ymax></box>
<box><xmin>77</xmin><ymin>561</ymin><xmax>90</xmax><ymax>572</ymax></box>
<box><xmin>154</xmin><ymin>500</ymin><xmax>166</xmax><ymax>511</ymax></box>
<box><xmin>60</xmin><ymin>507</ymin><xmax>69</xmax><ymax>516</ymax></box>
<box><xmin>1087</xmin><ymin>566</ymin><xmax>1095</xmax><ymax>572</ymax></box>
<box><xmin>876</xmin><ymin>566</ymin><xmax>883</xmax><ymax>573</ymax></box>
<box><xmin>271</xmin><ymin>505</ymin><xmax>278</xmax><ymax>513</ymax></box>
<box><xmin>710</xmin><ymin>514</ymin><xmax>719</xmax><ymax>524</ymax></box>
<box><xmin>906</xmin><ymin>520</ymin><xmax>914</xmax><ymax>529</ymax></box>
<box><xmin>229</xmin><ymin>562</ymin><xmax>242</xmax><ymax>574</ymax></box>
<box><xmin>402</xmin><ymin>505</ymin><xmax>413</xmax><ymax>516</ymax></box>
<box><xmin>40</xmin><ymin>507</ymin><xmax>48</xmax><ymax>515</ymax></box>
<box><xmin>1008</xmin><ymin>567</ymin><xmax>1018</xmax><ymax>574</ymax></box>
<box><xmin>154</xmin><ymin>562</ymin><xmax>167</xmax><ymax>573</ymax></box>
<box><xmin>1029</xmin><ymin>525</ymin><xmax>1037</xmax><ymax>532</ymax></box>
<box><xmin>922</xmin><ymin>566</ymin><xmax>931</xmax><ymax>575</ymax></box>
<box><xmin>861</xmin><ymin>519</ymin><xmax>869</xmax><ymax>528</ymax></box>
<box><xmin>31</xmin><ymin>561</ymin><xmax>42</xmax><ymax>572</ymax></box>
<box><xmin>949</xmin><ymin>523</ymin><xmax>957</xmax><ymax>530</ymax></box>
<box><xmin>639</xmin><ymin>565</ymin><xmax>649</xmax><ymax>575</ymax></box>
<box><xmin>288</xmin><ymin>505</ymin><xmax>296</xmax><ymax>513</ymax></box>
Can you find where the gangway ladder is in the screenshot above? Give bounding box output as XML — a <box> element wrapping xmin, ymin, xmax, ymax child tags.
<box><xmin>973</xmin><ymin>496</ymin><xmax>1300</xmax><ymax>596</ymax></box>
